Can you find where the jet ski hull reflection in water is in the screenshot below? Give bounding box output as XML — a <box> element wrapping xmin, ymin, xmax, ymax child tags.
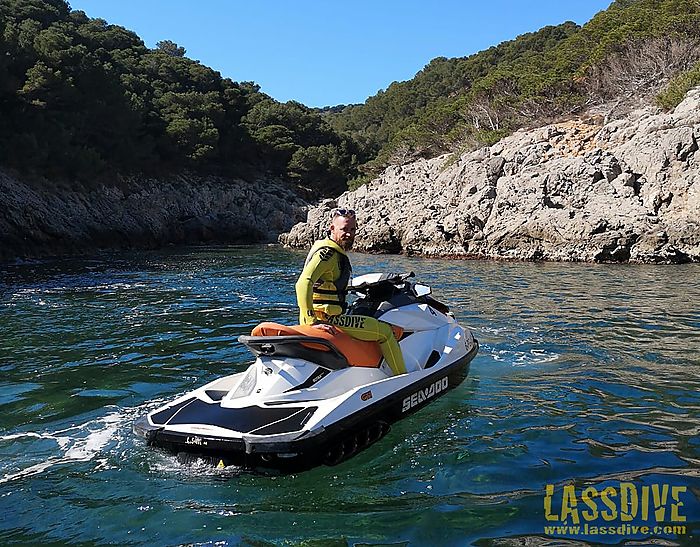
<box><xmin>134</xmin><ymin>272</ymin><xmax>478</xmax><ymax>472</ymax></box>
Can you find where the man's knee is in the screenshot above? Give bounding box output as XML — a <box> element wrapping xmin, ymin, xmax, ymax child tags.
<box><xmin>375</xmin><ymin>321</ymin><xmax>395</xmax><ymax>341</ymax></box>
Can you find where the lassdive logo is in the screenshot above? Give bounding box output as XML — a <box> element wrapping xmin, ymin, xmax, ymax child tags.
<box><xmin>329</xmin><ymin>315</ymin><xmax>366</xmax><ymax>329</ymax></box>
<box><xmin>543</xmin><ymin>482</ymin><xmax>690</xmax><ymax>539</ymax></box>
<box><xmin>402</xmin><ymin>377</ymin><xmax>448</xmax><ymax>412</ymax></box>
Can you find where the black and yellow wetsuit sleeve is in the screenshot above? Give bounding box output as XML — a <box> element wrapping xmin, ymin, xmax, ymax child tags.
<box><xmin>295</xmin><ymin>248</ymin><xmax>336</xmax><ymax>325</ymax></box>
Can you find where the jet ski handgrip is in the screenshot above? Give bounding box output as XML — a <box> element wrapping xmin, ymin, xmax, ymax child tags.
<box><xmin>238</xmin><ymin>335</ymin><xmax>350</xmax><ymax>370</ymax></box>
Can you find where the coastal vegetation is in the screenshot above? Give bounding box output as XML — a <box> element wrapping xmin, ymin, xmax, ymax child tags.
<box><xmin>1</xmin><ymin>0</ymin><xmax>699</xmax><ymax>193</ymax></box>
<box><xmin>326</xmin><ymin>0</ymin><xmax>700</xmax><ymax>187</ymax></box>
<box><xmin>0</xmin><ymin>0</ymin><xmax>361</xmax><ymax>194</ymax></box>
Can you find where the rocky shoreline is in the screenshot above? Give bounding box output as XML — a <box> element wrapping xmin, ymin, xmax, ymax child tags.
<box><xmin>3</xmin><ymin>89</ymin><xmax>698</xmax><ymax>265</ymax></box>
<box><xmin>0</xmin><ymin>171</ymin><xmax>307</xmax><ymax>262</ymax></box>
<box><xmin>281</xmin><ymin>88</ymin><xmax>700</xmax><ymax>263</ymax></box>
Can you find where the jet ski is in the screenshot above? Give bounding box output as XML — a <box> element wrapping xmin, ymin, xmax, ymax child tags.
<box><xmin>134</xmin><ymin>272</ymin><xmax>478</xmax><ymax>472</ymax></box>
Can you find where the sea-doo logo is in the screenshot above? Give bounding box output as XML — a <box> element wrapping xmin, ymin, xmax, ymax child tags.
<box><xmin>402</xmin><ymin>377</ymin><xmax>448</xmax><ymax>412</ymax></box>
<box><xmin>185</xmin><ymin>436</ymin><xmax>207</xmax><ymax>446</ymax></box>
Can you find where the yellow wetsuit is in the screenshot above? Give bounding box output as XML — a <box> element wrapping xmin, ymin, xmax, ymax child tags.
<box><xmin>295</xmin><ymin>239</ymin><xmax>407</xmax><ymax>375</ymax></box>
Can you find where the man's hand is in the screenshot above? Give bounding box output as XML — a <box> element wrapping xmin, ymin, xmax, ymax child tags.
<box><xmin>299</xmin><ymin>309</ymin><xmax>317</xmax><ymax>326</ymax></box>
<box><xmin>311</xmin><ymin>323</ymin><xmax>338</xmax><ymax>335</ymax></box>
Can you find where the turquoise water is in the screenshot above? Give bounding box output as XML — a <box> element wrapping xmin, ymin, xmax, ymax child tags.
<box><xmin>1</xmin><ymin>246</ymin><xmax>699</xmax><ymax>546</ymax></box>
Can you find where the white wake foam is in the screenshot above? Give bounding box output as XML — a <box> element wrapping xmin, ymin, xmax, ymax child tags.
<box><xmin>0</xmin><ymin>407</ymin><xmax>134</xmax><ymax>484</ymax></box>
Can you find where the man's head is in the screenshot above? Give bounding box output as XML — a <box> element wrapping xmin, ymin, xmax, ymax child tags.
<box><xmin>329</xmin><ymin>209</ymin><xmax>356</xmax><ymax>250</ymax></box>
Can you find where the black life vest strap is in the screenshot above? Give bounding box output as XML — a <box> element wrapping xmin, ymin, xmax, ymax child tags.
<box><xmin>313</xmin><ymin>287</ymin><xmax>348</xmax><ymax>296</ymax></box>
<box><xmin>312</xmin><ymin>298</ymin><xmax>348</xmax><ymax>311</ymax></box>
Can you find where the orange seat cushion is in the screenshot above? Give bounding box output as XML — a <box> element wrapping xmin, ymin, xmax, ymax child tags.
<box><xmin>251</xmin><ymin>321</ymin><xmax>382</xmax><ymax>368</ymax></box>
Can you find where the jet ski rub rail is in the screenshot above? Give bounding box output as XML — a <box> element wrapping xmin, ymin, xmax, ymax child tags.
<box><xmin>238</xmin><ymin>335</ymin><xmax>350</xmax><ymax>370</ymax></box>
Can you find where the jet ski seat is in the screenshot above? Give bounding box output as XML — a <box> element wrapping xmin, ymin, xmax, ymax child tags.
<box><xmin>250</xmin><ymin>322</ymin><xmax>383</xmax><ymax>368</ymax></box>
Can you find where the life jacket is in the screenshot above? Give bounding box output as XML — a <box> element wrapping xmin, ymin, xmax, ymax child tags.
<box><xmin>305</xmin><ymin>238</ymin><xmax>352</xmax><ymax>316</ymax></box>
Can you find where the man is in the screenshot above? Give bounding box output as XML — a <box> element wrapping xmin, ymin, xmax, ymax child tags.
<box><xmin>295</xmin><ymin>208</ymin><xmax>406</xmax><ymax>375</ymax></box>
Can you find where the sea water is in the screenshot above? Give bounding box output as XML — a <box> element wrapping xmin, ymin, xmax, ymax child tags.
<box><xmin>1</xmin><ymin>246</ymin><xmax>698</xmax><ymax>545</ymax></box>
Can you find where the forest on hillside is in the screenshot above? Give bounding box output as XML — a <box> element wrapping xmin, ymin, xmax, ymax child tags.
<box><xmin>326</xmin><ymin>0</ymin><xmax>700</xmax><ymax>187</ymax></box>
<box><xmin>0</xmin><ymin>0</ymin><xmax>362</xmax><ymax>194</ymax></box>
<box><xmin>2</xmin><ymin>0</ymin><xmax>700</xmax><ymax>194</ymax></box>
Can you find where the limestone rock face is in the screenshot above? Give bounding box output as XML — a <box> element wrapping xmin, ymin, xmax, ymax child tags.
<box><xmin>281</xmin><ymin>88</ymin><xmax>700</xmax><ymax>263</ymax></box>
<box><xmin>0</xmin><ymin>173</ymin><xmax>307</xmax><ymax>261</ymax></box>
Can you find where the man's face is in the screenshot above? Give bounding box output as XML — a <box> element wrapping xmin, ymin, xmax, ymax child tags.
<box><xmin>329</xmin><ymin>215</ymin><xmax>357</xmax><ymax>250</ymax></box>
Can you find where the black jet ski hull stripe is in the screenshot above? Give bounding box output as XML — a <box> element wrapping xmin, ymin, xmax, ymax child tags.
<box><xmin>150</xmin><ymin>397</ymin><xmax>196</xmax><ymax>425</ymax></box>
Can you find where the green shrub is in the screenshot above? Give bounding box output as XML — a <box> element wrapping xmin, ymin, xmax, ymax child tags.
<box><xmin>656</xmin><ymin>62</ymin><xmax>700</xmax><ymax>109</ymax></box>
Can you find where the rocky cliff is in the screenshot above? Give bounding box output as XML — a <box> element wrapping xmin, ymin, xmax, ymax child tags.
<box><xmin>281</xmin><ymin>88</ymin><xmax>700</xmax><ymax>263</ymax></box>
<box><xmin>0</xmin><ymin>172</ymin><xmax>307</xmax><ymax>262</ymax></box>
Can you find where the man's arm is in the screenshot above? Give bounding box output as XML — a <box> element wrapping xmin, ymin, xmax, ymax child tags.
<box><xmin>295</xmin><ymin>249</ymin><xmax>333</xmax><ymax>325</ymax></box>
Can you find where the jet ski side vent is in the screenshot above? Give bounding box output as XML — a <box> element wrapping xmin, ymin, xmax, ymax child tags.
<box><xmin>205</xmin><ymin>390</ymin><xmax>228</xmax><ymax>402</ymax></box>
<box><xmin>238</xmin><ymin>335</ymin><xmax>350</xmax><ymax>371</ymax></box>
<box><xmin>425</xmin><ymin>350</ymin><xmax>441</xmax><ymax>369</ymax></box>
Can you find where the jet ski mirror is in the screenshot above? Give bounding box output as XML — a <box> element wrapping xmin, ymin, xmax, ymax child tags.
<box><xmin>414</xmin><ymin>283</ymin><xmax>431</xmax><ymax>297</ymax></box>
